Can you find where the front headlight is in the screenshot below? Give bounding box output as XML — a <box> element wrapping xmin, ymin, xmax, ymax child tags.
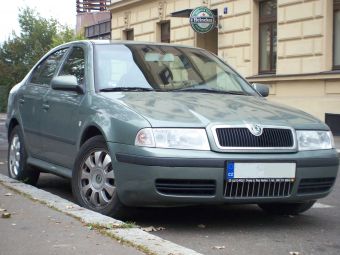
<box><xmin>296</xmin><ymin>130</ymin><xmax>334</xmax><ymax>151</ymax></box>
<box><xmin>135</xmin><ymin>128</ymin><xmax>210</xmax><ymax>150</ymax></box>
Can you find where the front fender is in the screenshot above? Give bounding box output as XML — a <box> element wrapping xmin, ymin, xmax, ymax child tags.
<box><xmin>77</xmin><ymin>95</ymin><xmax>151</xmax><ymax>148</ymax></box>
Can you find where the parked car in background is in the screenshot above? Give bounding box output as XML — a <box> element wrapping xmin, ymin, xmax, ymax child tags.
<box><xmin>6</xmin><ymin>40</ymin><xmax>339</xmax><ymax>218</ymax></box>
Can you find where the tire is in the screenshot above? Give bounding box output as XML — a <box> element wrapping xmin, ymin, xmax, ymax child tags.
<box><xmin>72</xmin><ymin>135</ymin><xmax>127</xmax><ymax>218</ymax></box>
<box><xmin>8</xmin><ymin>126</ymin><xmax>40</xmax><ymax>185</ymax></box>
<box><xmin>258</xmin><ymin>200</ymin><xmax>316</xmax><ymax>215</ymax></box>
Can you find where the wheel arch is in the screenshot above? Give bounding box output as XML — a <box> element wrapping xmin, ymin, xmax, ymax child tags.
<box><xmin>79</xmin><ymin>124</ymin><xmax>107</xmax><ymax>149</ymax></box>
<box><xmin>7</xmin><ymin>118</ymin><xmax>20</xmax><ymax>142</ymax></box>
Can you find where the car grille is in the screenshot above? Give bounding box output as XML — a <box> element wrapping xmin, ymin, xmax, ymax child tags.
<box><xmin>155</xmin><ymin>179</ymin><xmax>216</xmax><ymax>196</ymax></box>
<box><xmin>224</xmin><ymin>178</ymin><xmax>294</xmax><ymax>198</ymax></box>
<box><xmin>298</xmin><ymin>178</ymin><xmax>335</xmax><ymax>194</ymax></box>
<box><xmin>214</xmin><ymin>127</ymin><xmax>294</xmax><ymax>149</ymax></box>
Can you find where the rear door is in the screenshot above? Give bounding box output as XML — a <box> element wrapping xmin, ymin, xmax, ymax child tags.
<box><xmin>39</xmin><ymin>45</ymin><xmax>87</xmax><ymax>169</ymax></box>
<box><xmin>18</xmin><ymin>48</ymin><xmax>69</xmax><ymax>157</ymax></box>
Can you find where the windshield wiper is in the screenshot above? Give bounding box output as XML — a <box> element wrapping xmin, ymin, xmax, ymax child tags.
<box><xmin>173</xmin><ymin>88</ymin><xmax>246</xmax><ymax>95</ymax></box>
<box><xmin>99</xmin><ymin>87</ymin><xmax>155</xmax><ymax>92</ymax></box>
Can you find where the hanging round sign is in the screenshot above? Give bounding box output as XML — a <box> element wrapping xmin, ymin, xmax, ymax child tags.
<box><xmin>189</xmin><ymin>6</ymin><xmax>215</xmax><ymax>34</ymax></box>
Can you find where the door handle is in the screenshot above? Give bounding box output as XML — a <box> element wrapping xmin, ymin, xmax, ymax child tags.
<box><xmin>19</xmin><ymin>99</ymin><xmax>25</xmax><ymax>104</ymax></box>
<box><xmin>42</xmin><ymin>103</ymin><xmax>50</xmax><ymax>110</ymax></box>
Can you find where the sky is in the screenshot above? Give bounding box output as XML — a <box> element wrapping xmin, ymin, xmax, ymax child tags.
<box><xmin>0</xmin><ymin>0</ymin><xmax>76</xmax><ymax>43</ymax></box>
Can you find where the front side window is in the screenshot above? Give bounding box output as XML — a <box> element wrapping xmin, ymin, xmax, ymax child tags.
<box><xmin>334</xmin><ymin>0</ymin><xmax>340</xmax><ymax>69</ymax></box>
<box><xmin>59</xmin><ymin>47</ymin><xmax>85</xmax><ymax>85</ymax></box>
<box><xmin>259</xmin><ymin>0</ymin><xmax>277</xmax><ymax>74</ymax></box>
<box><xmin>30</xmin><ymin>48</ymin><xmax>68</xmax><ymax>85</ymax></box>
<box><xmin>94</xmin><ymin>44</ymin><xmax>257</xmax><ymax>96</ymax></box>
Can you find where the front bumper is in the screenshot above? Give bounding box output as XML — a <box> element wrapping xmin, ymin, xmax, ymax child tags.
<box><xmin>108</xmin><ymin>143</ymin><xmax>339</xmax><ymax>207</ymax></box>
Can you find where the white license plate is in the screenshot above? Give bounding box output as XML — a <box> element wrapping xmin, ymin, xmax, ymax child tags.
<box><xmin>226</xmin><ymin>162</ymin><xmax>296</xmax><ymax>179</ymax></box>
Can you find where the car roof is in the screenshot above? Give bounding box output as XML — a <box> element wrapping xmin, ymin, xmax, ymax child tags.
<box><xmin>62</xmin><ymin>39</ymin><xmax>198</xmax><ymax>50</ymax></box>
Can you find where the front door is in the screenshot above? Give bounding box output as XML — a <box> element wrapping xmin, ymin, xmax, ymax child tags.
<box><xmin>39</xmin><ymin>46</ymin><xmax>86</xmax><ymax>169</ymax></box>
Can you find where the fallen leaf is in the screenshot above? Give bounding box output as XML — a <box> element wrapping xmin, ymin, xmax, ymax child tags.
<box><xmin>0</xmin><ymin>208</ymin><xmax>6</xmax><ymax>212</ymax></box>
<box><xmin>141</xmin><ymin>226</ymin><xmax>165</xmax><ymax>232</ymax></box>
<box><xmin>103</xmin><ymin>223</ymin><xmax>121</xmax><ymax>229</ymax></box>
<box><xmin>213</xmin><ymin>246</ymin><xmax>226</xmax><ymax>250</ymax></box>
<box><xmin>198</xmin><ymin>224</ymin><xmax>206</xmax><ymax>228</ymax></box>
<box><xmin>1</xmin><ymin>212</ymin><xmax>11</xmax><ymax>218</ymax></box>
<box><xmin>4</xmin><ymin>193</ymin><xmax>13</xmax><ymax>196</ymax></box>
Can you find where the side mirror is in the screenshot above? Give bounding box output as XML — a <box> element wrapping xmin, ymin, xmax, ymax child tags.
<box><xmin>252</xmin><ymin>83</ymin><xmax>269</xmax><ymax>97</ymax></box>
<box><xmin>51</xmin><ymin>75</ymin><xmax>84</xmax><ymax>94</ymax></box>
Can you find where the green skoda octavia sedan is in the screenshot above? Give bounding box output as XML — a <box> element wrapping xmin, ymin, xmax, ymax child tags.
<box><xmin>6</xmin><ymin>40</ymin><xmax>339</xmax><ymax>218</ymax></box>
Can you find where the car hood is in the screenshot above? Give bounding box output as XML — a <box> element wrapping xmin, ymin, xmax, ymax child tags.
<box><xmin>101</xmin><ymin>92</ymin><xmax>325</xmax><ymax>129</ymax></box>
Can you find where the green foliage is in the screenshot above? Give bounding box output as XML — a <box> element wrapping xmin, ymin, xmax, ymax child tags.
<box><xmin>52</xmin><ymin>25</ymin><xmax>85</xmax><ymax>48</ymax></box>
<box><xmin>0</xmin><ymin>7</ymin><xmax>84</xmax><ymax>112</ymax></box>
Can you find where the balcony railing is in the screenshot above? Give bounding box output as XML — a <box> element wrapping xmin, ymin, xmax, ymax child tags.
<box><xmin>76</xmin><ymin>0</ymin><xmax>111</xmax><ymax>13</ymax></box>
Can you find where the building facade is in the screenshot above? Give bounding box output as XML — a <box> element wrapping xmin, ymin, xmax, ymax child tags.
<box><xmin>108</xmin><ymin>0</ymin><xmax>340</xmax><ymax>134</ymax></box>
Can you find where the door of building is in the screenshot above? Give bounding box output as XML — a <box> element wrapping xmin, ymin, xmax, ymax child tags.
<box><xmin>196</xmin><ymin>28</ymin><xmax>218</xmax><ymax>55</ymax></box>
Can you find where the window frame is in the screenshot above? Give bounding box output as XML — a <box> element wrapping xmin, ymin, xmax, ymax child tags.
<box><xmin>124</xmin><ymin>29</ymin><xmax>134</xmax><ymax>41</ymax></box>
<box><xmin>333</xmin><ymin>1</ymin><xmax>340</xmax><ymax>70</ymax></box>
<box><xmin>27</xmin><ymin>47</ymin><xmax>70</xmax><ymax>87</ymax></box>
<box><xmin>258</xmin><ymin>0</ymin><xmax>277</xmax><ymax>74</ymax></box>
<box><xmin>160</xmin><ymin>21</ymin><xmax>171</xmax><ymax>43</ymax></box>
<box><xmin>56</xmin><ymin>45</ymin><xmax>87</xmax><ymax>88</ymax></box>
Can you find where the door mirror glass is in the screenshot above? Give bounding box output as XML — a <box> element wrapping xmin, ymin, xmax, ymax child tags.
<box><xmin>252</xmin><ymin>83</ymin><xmax>269</xmax><ymax>97</ymax></box>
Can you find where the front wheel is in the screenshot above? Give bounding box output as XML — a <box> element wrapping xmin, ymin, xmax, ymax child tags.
<box><xmin>258</xmin><ymin>201</ymin><xmax>316</xmax><ymax>215</ymax></box>
<box><xmin>72</xmin><ymin>135</ymin><xmax>127</xmax><ymax>218</ymax></box>
<box><xmin>8</xmin><ymin>126</ymin><xmax>40</xmax><ymax>185</ymax></box>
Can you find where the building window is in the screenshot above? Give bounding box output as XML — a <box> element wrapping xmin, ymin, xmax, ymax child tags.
<box><xmin>124</xmin><ymin>29</ymin><xmax>134</xmax><ymax>41</ymax></box>
<box><xmin>334</xmin><ymin>0</ymin><xmax>340</xmax><ymax>69</ymax></box>
<box><xmin>160</xmin><ymin>21</ymin><xmax>170</xmax><ymax>43</ymax></box>
<box><xmin>85</xmin><ymin>21</ymin><xmax>111</xmax><ymax>39</ymax></box>
<box><xmin>259</xmin><ymin>0</ymin><xmax>277</xmax><ymax>74</ymax></box>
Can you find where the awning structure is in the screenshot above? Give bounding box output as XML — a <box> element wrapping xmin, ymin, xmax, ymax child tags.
<box><xmin>171</xmin><ymin>8</ymin><xmax>218</xmax><ymax>18</ymax></box>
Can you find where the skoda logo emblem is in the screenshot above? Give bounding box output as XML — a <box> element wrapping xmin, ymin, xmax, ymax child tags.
<box><xmin>190</xmin><ymin>6</ymin><xmax>215</xmax><ymax>34</ymax></box>
<box><xmin>248</xmin><ymin>124</ymin><xmax>263</xmax><ymax>136</ymax></box>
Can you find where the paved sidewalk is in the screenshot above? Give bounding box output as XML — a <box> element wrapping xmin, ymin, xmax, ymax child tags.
<box><xmin>0</xmin><ymin>184</ymin><xmax>144</xmax><ymax>255</ymax></box>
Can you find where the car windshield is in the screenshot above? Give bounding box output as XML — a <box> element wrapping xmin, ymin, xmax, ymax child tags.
<box><xmin>94</xmin><ymin>44</ymin><xmax>257</xmax><ymax>95</ymax></box>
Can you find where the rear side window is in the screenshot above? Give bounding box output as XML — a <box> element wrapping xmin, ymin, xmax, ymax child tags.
<box><xmin>30</xmin><ymin>48</ymin><xmax>68</xmax><ymax>85</ymax></box>
<box><xmin>58</xmin><ymin>47</ymin><xmax>85</xmax><ymax>85</ymax></box>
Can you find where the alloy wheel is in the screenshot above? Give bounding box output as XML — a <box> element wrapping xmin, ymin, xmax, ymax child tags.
<box><xmin>9</xmin><ymin>134</ymin><xmax>21</xmax><ymax>177</ymax></box>
<box><xmin>80</xmin><ymin>150</ymin><xmax>115</xmax><ymax>208</ymax></box>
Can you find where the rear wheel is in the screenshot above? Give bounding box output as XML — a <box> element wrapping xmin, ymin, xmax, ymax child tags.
<box><xmin>72</xmin><ymin>135</ymin><xmax>127</xmax><ymax>218</ymax></box>
<box><xmin>258</xmin><ymin>201</ymin><xmax>316</xmax><ymax>215</ymax></box>
<box><xmin>8</xmin><ymin>126</ymin><xmax>40</xmax><ymax>185</ymax></box>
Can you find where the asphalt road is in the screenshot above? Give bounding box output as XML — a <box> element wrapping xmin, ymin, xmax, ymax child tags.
<box><xmin>1</xmin><ymin>115</ymin><xmax>340</xmax><ymax>255</ymax></box>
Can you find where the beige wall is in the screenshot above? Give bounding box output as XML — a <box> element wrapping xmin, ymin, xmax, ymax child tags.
<box><xmin>111</xmin><ymin>0</ymin><xmax>196</xmax><ymax>45</ymax></box>
<box><xmin>276</xmin><ymin>0</ymin><xmax>333</xmax><ymax>74</ymax></box>
<box><xmin>109</xmin><ymin>0</ymin><xmax>340</xmax><ymax>121</ymax></box>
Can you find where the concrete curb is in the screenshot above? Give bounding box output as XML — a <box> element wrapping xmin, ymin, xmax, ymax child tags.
<box><xmin>0</xmin><ymin>174</ymin><xmax>202</xmax><ymax>255</ymax></box>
